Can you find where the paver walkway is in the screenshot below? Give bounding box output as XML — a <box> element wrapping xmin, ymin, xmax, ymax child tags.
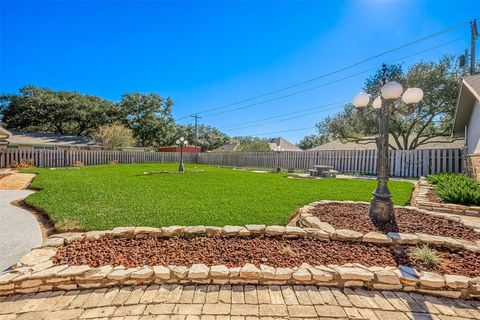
<box><xmin>1</xmin><ymin>284</ymin><xmax>479</xmax><ymax>320</ymax></box>
<box><xmin>0</xmin><ymin>189</ymin><xmax>42</xmax><ymax>272</ymax></box>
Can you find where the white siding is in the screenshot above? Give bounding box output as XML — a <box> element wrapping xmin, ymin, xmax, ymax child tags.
<box><xmin>467</xmin><ymin>100</ymin><xmax>480</xmax><ymax>154</ymax></box>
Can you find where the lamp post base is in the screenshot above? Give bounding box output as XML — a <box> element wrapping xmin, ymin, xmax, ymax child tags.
<box><xmin>369</xmin><ymin>194</ymin><xmax>394</xmax><ymax>223</ymax></box>
<box><xmin>178</xmin><ymin>162</ymin><xmax>185</xmax><ymax>173</ymax></box>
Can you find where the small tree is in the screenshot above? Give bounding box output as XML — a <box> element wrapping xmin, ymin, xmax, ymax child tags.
<box><xmin>94</xmin><ymin>123</ymin><xmax>135</xmax><ymax>150</ymax></box>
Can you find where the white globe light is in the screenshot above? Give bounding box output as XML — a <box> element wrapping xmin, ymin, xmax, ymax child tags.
<box><xmin>353</xmin><ymin>92</ymin><xmax>370</xmax><ymax>108</ymax></box>
<box><xmin>176</xmin><ymin>139</ymin><xmax>180</xmax><ymax>145</ymax></box>
<box><xmin>381</xmin><ymin>81</ymin><xmax>403</xmax><ymax>100</ymax></box>
<box><xmin>402</xmin><ymin>87</ymin><xmax>424</xmax><ymax>104</ymax></box>
<box><xmin>180</xmin><ymin>137</ymin><xmax>185</xmax><ymax>142</ymax></box>
<box><xmin>184</xmin><ymin>140</ymin><xmax>188</xmax><ymax>145</ymax></box>
<box><xmin>372</xmin><ymin>96</ymin><xmax>382</xmax><ymax>109</ymax></box>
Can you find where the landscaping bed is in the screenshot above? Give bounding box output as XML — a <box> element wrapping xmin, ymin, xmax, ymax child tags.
<box><xmin>53</xmin><ymin>235</ymin><xmax>480</xmax><ymax>277</ymax></box>
<box><xmin>413</xmin><ymin>177</ymin><xmax>480</xmax><ymax>218</ymax></box>
<box><xmin>426</xmin><ymin>187</ymin><xmax>444</xmax><ymax>203</ymax></box>
<box><xmin>427</xmin><ymin>173</ymin><xmax>480</xmax><ymax>206</ymax></box>
<box><xmin>310</xmin><ymin>202</ymin><xmax>480</xmax><ymax>241</ymax></box>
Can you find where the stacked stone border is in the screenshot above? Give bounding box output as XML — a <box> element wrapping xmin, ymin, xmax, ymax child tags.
<box><xmin>0</xmin><ymin>221</ymin><xmax>479</xmax><ymax>299</ymax></box>
<box><xmin>413</xmin><ymin>177</ymin><xmax>480</xmax><ymax>218</ymax></box>
<box><xmin>298</xmin><ymin>200</ymin><xmax>480</xmax><ymax>252</ymax></box>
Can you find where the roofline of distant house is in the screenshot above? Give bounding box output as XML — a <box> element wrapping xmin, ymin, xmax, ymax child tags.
<box><xmin>0</xmin><ymin>126</ymin><xmax>12</xmax><ymax>139</ymax></box>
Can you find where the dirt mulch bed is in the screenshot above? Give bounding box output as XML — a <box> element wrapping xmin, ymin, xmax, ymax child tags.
<box><xmin>426</xmin><ymin>188</ymin><xmax>444</xmax><ymax>204</ymax></box>
<box><xmin>310</xmin><ymin>203</ymin><xmax>480</xmax><ymax>241</ymax></box>
<box><xmin>53</xmin><ymin>236</ymin><xmax>480</xmax><ymax>277</ymax></box>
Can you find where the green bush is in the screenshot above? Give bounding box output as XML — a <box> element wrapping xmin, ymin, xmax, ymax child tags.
<box><xmin>427</xmin><ymin>173</ymin><xmax>452</xmax><ymax>185</ymax></box>
<box><xmin>427</xmin><ymin>173</ymin><xmax>480</xmax><ymax>205</ymax></box>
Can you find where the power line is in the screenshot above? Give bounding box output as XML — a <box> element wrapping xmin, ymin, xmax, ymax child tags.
<box><xmin>176</xmin><ymin>19</ymin><xmax>471</xmax><ymax>120</ymax></box>
<box><xmin>199</xmin><ymin>37</ymin><xmax>464</xmax><ymax>119</ymax></box>
<box><xmin>220</xmin><ymin>100</ymin><xmax>349</xmax><ymax>130</ymax></box>
<box><xmin>225</xmin><ymin>104</ymin><xmax>345</xmax><ymax>132</ymax></box>
<box><xmin>248</xmin><ymin>119</ymin><xmax>447</xmax><ymax>139</ymax></box>
<box><xmin>248</xmin><ymin>126</ymin><xmax>316</xmax><ymax>137</ymax></box>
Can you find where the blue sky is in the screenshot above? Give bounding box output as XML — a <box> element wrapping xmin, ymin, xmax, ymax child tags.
<box><xmin>1</xmin><ymin>0</ymin><xmax>478</xmax><ymax>143</ymax></box>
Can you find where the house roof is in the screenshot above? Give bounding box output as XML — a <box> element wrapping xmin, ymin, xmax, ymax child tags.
<box><xmin>308</xmin><ymin>135</ymin><xmax>464</xmax><ymax>151</ymax></box>
<box><xmin>6</xmin><ymin>131</ymin><xmax>100</xmax><ymax>148</ymax></box>
<box><xmin>453</xmin><ymin>74</ymin><xmax>480</xmax><ymax>137</ymax></box>
<box><xmin>268</xmin><ymin>137</ymin><xmax>303</xmax><ymax>152</ymax></box>
<box><xmin>210</xmin><ymin>143</ymin><xmax>240</xmax><ymax>153</ymax></box>
<box><xmin>210</xmin><ymin>137</ymin><xmax>303</xmax><ymax>153</ymax></box>
<box><xmin>0</xmin><ymin>125</ymin><xmax>11</xmax><ymax>139</ymax></box>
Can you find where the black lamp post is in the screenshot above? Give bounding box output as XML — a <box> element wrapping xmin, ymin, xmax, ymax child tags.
<box><xmin>176</xmin><ymin>137</ymin><xmax>188</xmax><ymax>173</ymax></box>
<box><xmin>353</xmin><ymin>65</ymin><xmax>423</xmax><ymax>223</ymax></box>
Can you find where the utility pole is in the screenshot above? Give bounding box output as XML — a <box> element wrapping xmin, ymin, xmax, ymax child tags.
<box><xmin>471</xmin><ymin>19</ymin><xmax>478</xmax><ymax>75</ymax></box>
<box><xmin>190</xmin><ymin>114</ymin><xmax>202</xmax><ymax>148</ymax></box>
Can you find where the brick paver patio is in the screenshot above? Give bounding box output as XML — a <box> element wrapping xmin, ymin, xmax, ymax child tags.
<box><xmin>1</xmin><ymin>284</ymin><xmax>479</xmax><ymax>319</ymax></box>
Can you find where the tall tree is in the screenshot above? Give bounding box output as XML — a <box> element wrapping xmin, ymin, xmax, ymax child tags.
<box><xmin>169</xmin><ymin>124</ymin><xmax>230</xmax><ymax>151</ymax></box>
<box><xmin>0</xmin><ymin>86</ymin><xmax>119</xmax><ymax>136</ymax></box>
<box><xmin>118</xmin><ymin>93</ymin><xmax>175</xmax><ymax>147</ymax></box>
<box><xmin>309</xmin><ymin>56</ymin><xmax>462</xmax><ymax>150</ymax></box>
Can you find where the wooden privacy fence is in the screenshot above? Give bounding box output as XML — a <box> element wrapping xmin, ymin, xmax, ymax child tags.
<box><xmin>0</xmin><ymin>148</ymin><xmax>462</xmax><ymax>177</ymax></box>
<box><xmin>0</xmin><ymin>149</ymin><xmax>197</xmax><ymax>168</ymax></box>
<box><xmin>197</xmin><ymin>149</ymin><xmax>463</xmax><ymax>177</ymax></box>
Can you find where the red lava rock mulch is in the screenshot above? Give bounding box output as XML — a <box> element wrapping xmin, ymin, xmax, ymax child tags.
<box><xmin>310</xmin><ymin>203</ymin><xmax>480</xmax><ymax>241</ymax></box>
<box><xmin>53</xmin><ymin>236</ymin><xmax>480</xmax><ymax>277</ymax></box>
<box><xmin>426</xmin><ymin>188</ymin><xmax>444</xmax><ymax>204</ymax></box>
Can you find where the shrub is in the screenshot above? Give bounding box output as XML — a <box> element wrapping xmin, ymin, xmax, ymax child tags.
<box><xmin>94</xmin><ymin>123</ymin><xmax>135</xmax><ymax>150</ymax></box>
<box><xmin>427</xmin><ymin>173</ymin><xmax>480</xmax><ymax>205</ymax></box>
<box><xmin>427</xmin><ymin>173</ymin><xmax>451</xmax><ymax>185</ymax></box>
<box><xmin>414</xmin><ymin>245</ymin><xmax>439</xmax><ymax>266</ymax></box>
<box><xmin>280</xmin><ymin>245</ymin><xmax>294</xmax><ymax>256</ymax></box>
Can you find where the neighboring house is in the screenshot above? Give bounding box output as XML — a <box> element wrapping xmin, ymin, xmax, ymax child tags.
<box><xmin>210</xmin><ymin>143</ymin><xmax>240</xmax><ymax>153</ymax></box>
<box><xmin>211</xmin><ymin>137</ymin><xmax>303</xmax><ymax>153</ymax></box>
<box><xmin>452</xmin><ymin>73</ymin><xmax>480</xmax><ymax>181</ymax></box>
<box><xmin>0</xmin><ymin>130</ymin><xmax>101</xmax><ymax>150</ymax></box>
<box><xmin>0</xmin><ymin>126</ymin><xmax>10</xmax><ymax>146</ymax></box>
<box><xmin>268</xmin><ymin>137</ymin><xmax>303</xmax><ymax>152</ymax></box>
<box><xmin>309</xmin><ymin>136</ymin><xmax>464</xmax><ymax>151</ymax></box>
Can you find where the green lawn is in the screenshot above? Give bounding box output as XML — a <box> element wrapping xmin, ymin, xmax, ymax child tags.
<box><xmin>22</xmin><ymin>164</ymin><xmax>414</xmax><ymax>231</ymax></box>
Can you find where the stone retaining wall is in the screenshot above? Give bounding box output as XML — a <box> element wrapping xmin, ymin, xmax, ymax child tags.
<box><xmin>413</xmin><ymin>177</ymin><xmax>480</xmax><ymax>218</ymax></box>
<box><xmin>1</xmin><ymin>222</ymin><xmax>480</xmax><ymax>299</ymax></box>
<box><xmin>297</xmin><ymin>200</ymin><xmax>480</xmax><ymax>252</ymax></box>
